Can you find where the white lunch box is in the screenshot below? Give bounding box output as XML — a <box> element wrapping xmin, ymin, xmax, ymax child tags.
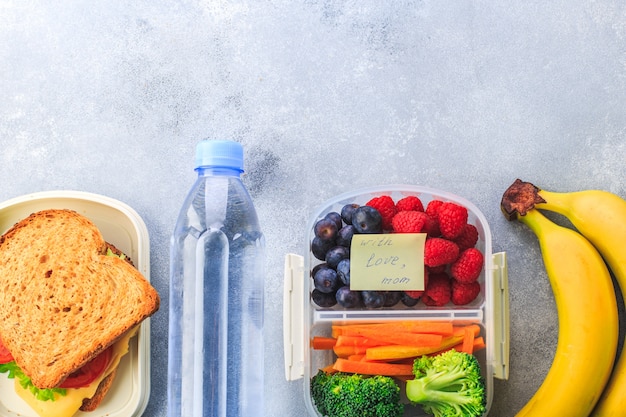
<box><xmin>0</xmin><ymin>190</ymin><xmax>152</xmax><ymax>417</ymax></box>
<box><xmin>284</xmin><ymin>185</ymin><xmax>509</xmax><ymax>417</ymax></box>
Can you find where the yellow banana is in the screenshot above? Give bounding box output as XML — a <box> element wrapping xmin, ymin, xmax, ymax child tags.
<box><xmin>501</xmin><ymin>181</ymin><xmax>619</xmax><ymax>417</ymax></box>
<box><xmin>508</xmin><ymin>179</ymin><xmax>626</xmax><ymax>417</ymax></box>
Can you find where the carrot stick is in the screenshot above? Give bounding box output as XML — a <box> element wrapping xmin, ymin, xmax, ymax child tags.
<box><xmin>333</xmin><ymin>343</ymin><xmax>377</xmax><ymax>357</ymax></box>
<box><xmin>311</xmin><ymin>336</ymin><xmax>337</xmax><ymax>350</ymax></box>
<box><xmin>405</xmin><ymin>321</ymin><xmax>454</xmax><ymax>335</ymax></box>
<box><xmin>365</xmin><ymin>324</ymin><xmax>481</xmax><ymax>361</ymax></box>
<box><xmin>452</xmin><ymin>324</ymin><xmax>480</xmax><ymax>336</ymax></box>
<box><xmin>369</xmin><ymin>331</ymin><xmax>442</xmax><ymax>347</ymax></box>
<box><xmin>331</xmin><ymin>326</ymin><xmax>343</xmax><ymax>338</ymax></box>
<box><xmin>334</xmin><ymin>321</ymin><xmax>454</xmax><ymax>336</ymax></box>
<box><xmin>447</xmin><ymin>336</ymin><xmax>486</xmax><ymax>354</ymax></box>
<box><xmin>335</xmin><ymin>335</ymin><xmax>386</xmax><ymax>348</ymax></box>
<box><xmin>333</xmin><ymin>345</ymin><xmax>357</xmax><ymax>358</ymax></box>
<box><xmin>333</xmin><ymin>358</ymin><xmax>414</xmax><ymax>377</ymax></box>
<box><xmin>321</xmin><ymin>364</ymin><xmax>337</xmax><ymax>374</ymax></box>
<box><xmin>472</xmin><ymin>336</ymin><xmax>486</xmax><ymax>352</ymax></box>
<box><xmin>462</xmin><ymin>326</ymin><xmax>475</xmax><ymax>354</ymax></box>
<box><xmin>338</xmin><ymin>327</ymin><xmax>443</xmax><ymax>347</ymax></box>
<box><xmin>386</xmin><ymin>356</ymin><xmax>418</xmax><ymax>365</ymax></box>
<box><xmin>365</xmin><ymin>342</ymin><xmax>454</xmax><ymax>361</ymax></box>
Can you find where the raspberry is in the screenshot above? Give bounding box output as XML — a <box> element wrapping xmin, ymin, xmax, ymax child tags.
<box><xmin>422</xmin><ymin>272</ymin><xmax>451</xmax><ymax>306</ymax></box>
<box><xmin>391</xmin><ymin>211</ymin><xmax>429</xmax><ymax>233</ymax></box>
<box><xmin>437</xmin><ymin>202</ymin><xmax>468</xmax><ymax>239</ymax></box>
<box><xmin>396</xmin><ymin>195</ymin><xmax>424</xmax><ymax>212</ymax></box>
<box><xmin>423</xmin><ymin>213</ymin><xmax>441</xmax><ymax>237</ymax></box>
<box><xmin>450</xmin><ymin>248</ymin><xmax>484</xmax><ymax>283</ymax></box>
<box><xmin>425</xmin><ymin>199</ymin><xmax>444</xmax><ymax>217</ymax></box>
<box><xmin>366</xmin><ymin>195</ymin><xmax>397</xmax><ymax>231</ymax></box>
<box><xmin>454</xmin><ymin>224</ymin><xmax>479</xmax><ymax>251</ymax></box>
<box><xmin>451</xmin><ymin>279</ymin><xmax>480</xmax><ymax>305</ymax></box>
<box><xmin>427</xmin><ymin>264</ymin><xmax>447</xmax><ymax>274</ymax></box>
<box><xmin>424</xmin><ymin>238</ymin><xmax>459</xmax><ymax>267</ymax></box>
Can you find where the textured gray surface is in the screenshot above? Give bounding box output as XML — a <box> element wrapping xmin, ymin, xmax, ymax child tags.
<box><xmin>1</xmin><ymin>1</ymin><xmax>625</xmax><ymax>416</ymax></box>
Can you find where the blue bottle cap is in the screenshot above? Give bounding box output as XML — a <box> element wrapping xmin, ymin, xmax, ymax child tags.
<box><xmin>195</xmin><ymin>140</ymin><xmax>244</xmax><ymax>171</ymax></box>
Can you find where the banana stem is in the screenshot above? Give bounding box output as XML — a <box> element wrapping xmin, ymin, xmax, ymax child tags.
<box><xmin>500</xmin><ymin>179</ymin><xmax>546</xmax><ymax>220</ymax></box>
<box><xmin>514</xmin><ymin>208</ymin><xmax>555</xmax><ymax>236</ymax></box>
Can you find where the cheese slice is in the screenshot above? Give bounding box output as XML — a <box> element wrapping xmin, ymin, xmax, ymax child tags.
<box><xmin>14</xmin><ymin>328</ymin><xmax>137</xmax><ymax>417</ymax></box>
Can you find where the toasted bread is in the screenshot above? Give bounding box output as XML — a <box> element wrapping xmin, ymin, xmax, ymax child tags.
<box><xmin>0</xmin><ymin>209</ymin><xmax>160</xmax><ymax>389</ymax></box>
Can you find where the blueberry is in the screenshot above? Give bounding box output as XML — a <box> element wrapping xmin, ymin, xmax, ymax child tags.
<box><xmin>314</xmin><ymin>218</ymin><xmax>338</xmax><ymax>242</ymax></box>
<box><xmin>336</xmin><ymin>286</ymin><xmax>361</xmax><ymax>308</ymax></box>
<box><xmin>325</xmin><ymin>246</ymin><xmax>350</xmax><ymax>269</ymax></box>
<box><xmin>313</xmin><ymin>266</ymin><xmax>340</xmax><ymax>293</ymax></box>
<box><xmin>383</xmin><ymin>291</ymin><xmax>403</xmax><ymax>307</ymax></box>
<box><xmin>401</xmin><ymin>292</ymin><xmax>420</xmax><ymax>307</ymax></box>
<box><xmin>311</xmin><ymin>236</ymin><xmax>334</xmax><ymax>261</ymax></box>
<box><xmin>352</xmin><ymin>206</ymin><xmax>383</xmax><ymax>234</ymax></box>
<box><xmin>311</xmin><ymin>289</ymin><xmax>337</xmax><ymax>308</ymax></box>
<box><xmin>341</xmin><ymin>203</ymin><xmax>360</xmax><ymax>225</ymax></box>
<box><xmin>336</xmin><ymin>225</ymin><xmax>355</xmax><ymax>248</ymax></box>
<box><xmin>362</xmin><ymin>291</ymin><xmax>385</xmax><ymax>309</ymax></box>
<box><xmin>325</xmin><ymin>211</ymin><xmax>343</xmax><ymax>231</ymax></box>
<box><xmin>311</xmin><ymin>263</ymin><xmax>330</xmax><ymax>278</ymax></box>
<box><xmin>336</xmin><ymin>258</ymin><xmax>351</xmax><ymax>285</ymax></box>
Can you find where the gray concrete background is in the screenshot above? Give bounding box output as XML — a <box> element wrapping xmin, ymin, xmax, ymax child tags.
<box><xmin>1</xmin><ymin>1</ymin><xmax>625</xmax><ymax>416</ymax></box>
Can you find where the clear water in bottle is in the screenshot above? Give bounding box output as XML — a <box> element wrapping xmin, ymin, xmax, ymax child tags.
<box><xmin>168</xmin><ymin>140</ymin><xmax>265</xmax><ymax>417</ymax></box>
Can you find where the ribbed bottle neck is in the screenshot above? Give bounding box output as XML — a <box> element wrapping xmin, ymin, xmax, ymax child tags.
<box><xmin>195</xmin><ymin>166</ymin><xmax>243</xmax><ymax>178</ymax></box>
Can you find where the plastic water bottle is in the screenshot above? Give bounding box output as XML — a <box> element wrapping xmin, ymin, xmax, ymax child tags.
<box><xmin>168</xmin><ymin>140</ymin><xmax>265</xmax><ymax>417</ymax></box>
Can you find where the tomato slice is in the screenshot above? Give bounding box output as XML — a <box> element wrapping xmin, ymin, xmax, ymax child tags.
<box><xmin>0</xmin><ymin>337</ymin><xmax>14</xmax><ymax>364</ymax></box>
<box><xmin>59</xmin><ymin>345</ymin><xmax>113</xmax><ymax>389</ymax></box>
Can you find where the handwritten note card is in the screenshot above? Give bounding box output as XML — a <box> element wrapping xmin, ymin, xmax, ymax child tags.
<box><xmin>349</xmin><ymin>233</ymin><xmax>426</xmax><ymax>291</ymax></box>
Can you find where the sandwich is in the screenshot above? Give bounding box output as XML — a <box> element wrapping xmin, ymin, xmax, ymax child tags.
<box><xmin>0</xmin><ymin>209</ymin><xmax>160</xmax><ymax>417</ymax></box>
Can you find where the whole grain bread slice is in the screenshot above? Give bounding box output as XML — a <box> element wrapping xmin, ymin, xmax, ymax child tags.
<box><xmin>0</xmin><ymin>209</ymin><xmax>160</xmax><ymax>389</ymax></box>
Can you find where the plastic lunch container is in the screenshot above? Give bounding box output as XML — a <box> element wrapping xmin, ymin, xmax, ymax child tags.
<box><xmin>0</xmin><ymin>190</ymin><xmax>152</xmax><ymax>417</ymax></box>
<box><xmin>283</xmin><ymin>185</ymin><xmax>510</xmax><ymax>416</ymax></box>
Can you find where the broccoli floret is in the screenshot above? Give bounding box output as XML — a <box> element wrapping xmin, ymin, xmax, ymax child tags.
<box><xmin>310</xmin><ymin>370</ymin><xmax>404</xmax><ymax>417</ymax></box>
<box><xmin>405</xmin><ymin>350</ymin><xmax>486</xmax><ymax>417</ymax></box>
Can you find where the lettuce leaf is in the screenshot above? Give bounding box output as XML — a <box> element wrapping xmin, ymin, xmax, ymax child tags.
<box><xmin>106</xmin><ymin>247</ymin><xmax>126</xmax><ymax>260</ymax></box>
<box><xmin>0</xmin><ymin>361</ymin><xmax>67</xmax><ymax>401</ymax></box>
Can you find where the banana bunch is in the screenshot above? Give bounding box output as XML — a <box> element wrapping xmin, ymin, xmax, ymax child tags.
<box><xmin>501</xmin><ymin>179</ymin><xmax>624</xmax><ymax>417</ymax></box>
